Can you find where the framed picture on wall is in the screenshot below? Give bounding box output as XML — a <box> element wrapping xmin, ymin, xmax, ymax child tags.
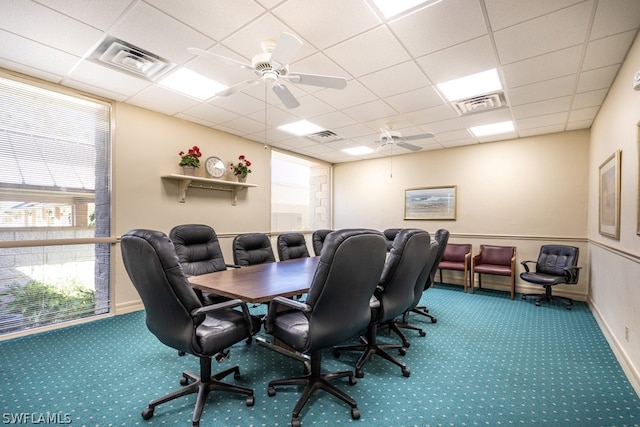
<box><xmin>599</xmin><ymin>150</ymin><xmax>621</xmax><ymax>239</ymax></box>
<box><xmin>405</xmin><ymin>186</ymin><xmax>457</xmax><ymax>220</ymax></box>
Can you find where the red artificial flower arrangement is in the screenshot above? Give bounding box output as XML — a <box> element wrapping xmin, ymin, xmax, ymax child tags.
<box><xmin>178</xmin><ymin>145</ymin><xmax>202</xmax><ymax>167</ymax></box>
<box><xmin>230</xmin><ymin>155</ymin><xmax>252</xmax><ymax>177</ymax></box>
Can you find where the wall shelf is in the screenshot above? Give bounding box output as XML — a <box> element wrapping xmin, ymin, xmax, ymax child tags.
<box><xmin>161</xmin><ymin>173</ymin><xmax>257</xmax><ymax>205</ymax></box>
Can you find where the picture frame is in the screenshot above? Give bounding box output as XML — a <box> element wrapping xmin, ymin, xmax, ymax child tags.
<box><xmin>599</xmin><ymin>150</ymin><xmax>621</xmax><ymax>239</ymax></box>
<box><xmin>405</xmin><ymin>186</ymin><xmax>457</xmax><ymax>220</ymax></box>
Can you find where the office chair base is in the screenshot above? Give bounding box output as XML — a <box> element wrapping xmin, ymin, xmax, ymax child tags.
<box><xmin>142</xmin><ymin>358</ymin><xmax>254</xmax><ymax>427</ymax></box>
<box><xmin>522</xmin><ymin>288</ymin><xmax>573</xmax><ymax>310</ymax></box>
<box><xmin>411</xmin><ymin>305</ymin><xmax>437</xmax><ymax>323</ymax></box>
<box><xmin>268</xmin><ymin>350</ymin><xmax>360</xmax><ymax>426</ymax></box>
<box><xmin>333</xmin><ymin>325</ymin><xmax>410</xmax><ymax>378</ymax></box>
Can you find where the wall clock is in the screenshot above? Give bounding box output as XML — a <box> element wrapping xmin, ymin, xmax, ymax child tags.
<box><xmin>204</xmin><ymin>156</ymin><xmax>225</xmax><ymax>178</ymax></box>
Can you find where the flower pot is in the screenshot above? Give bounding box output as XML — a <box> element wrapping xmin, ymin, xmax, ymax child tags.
<box><xmin>237</xmin><ymin>175</ymin><xmax>247</xmax><ymax>183</ymax></box>
<box><xmin>182</xmin><ymin>166</ymin><xmax>195</xmax><ymax>176</ymax></box>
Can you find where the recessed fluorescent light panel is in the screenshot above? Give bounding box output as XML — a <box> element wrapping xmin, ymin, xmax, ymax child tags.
<box><xmin>470</xmin><ymin>121</ymin><xmax>514</xmax><ymax>137</ymax></box>
<box><xmin>158</xmin><ymin>68</ymin><xmax>227</xmax><ymax>100</ymax></box>
<box><xmin>437</xmin><ymin>69</ymin><xmax>502</xmax><ymax>102</ymax></box>
<box><xmin>342</xmin><ymin>146</ymin><xmax>374</xmax><ymax>155</ymax></box>
<box><xmin>372</xmin><ymin>0</ymin><xmax>442</xmax><ymax>19</ymax></box>
<box><xmin>278</xmin><ymin>120</ymin><xmax>325</xmax><ymax>136</ymax></box>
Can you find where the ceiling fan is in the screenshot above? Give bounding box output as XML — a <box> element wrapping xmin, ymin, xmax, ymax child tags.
<box><xmin>376</xmin><ymin>122</ymin><xmax>435</xmax><ymax>152</ymax></box>
<box><xmin>188</xmin><ymin>33</ymin><xmax>347</xmax><ymax>109</ymax></box>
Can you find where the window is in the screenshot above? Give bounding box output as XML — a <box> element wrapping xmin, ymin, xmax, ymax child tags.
<box><xmin>0</xmin><ymin>74</ymin><xmax>112</xmax><ymax>336</ymax></box>
<box><xmin>271</xmin><ymin>151</ymin><xmax>331</xmax><ymax>232</ymax></box>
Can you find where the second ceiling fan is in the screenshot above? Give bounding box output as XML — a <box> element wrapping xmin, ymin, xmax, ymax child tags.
<box><xmin>376</xmin><ymin>122</ymin><xmax>435</xmax><ymax>152</ymax></box>
<box><xmin>189</xmin><ymin>32</ymin><xmax>347</xmax><ymax>109</ymax></box>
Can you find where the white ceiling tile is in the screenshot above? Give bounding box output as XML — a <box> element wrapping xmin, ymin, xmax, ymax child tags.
<box><xmin>576</xmin><ymin>64</ymin><xmax>620</xmax><ymax>92</ymax></box>
<box><xmin>518</xmin><ymin>125</ymin><xmax>566</xmax><ymax>137</ymax></box>
<box><xmin>273</xmin><ymin>0</ymin><xmax>380</xmax><ymax>50</ymax></box>
<box><xmin>405</xmin><ymin>104</ymin><xmax>458</xmax><ymax>126</ymax></box>
<box><xmin>313</xmin><ymin>80</ymin><xmax>376</xmax><ymax>110</ymax></box>
<box><xmin>484</xmin><ymin>0</ymin><xmax>584</xmax><ymax>31</ymax></box>
<box><xmin>590</xmin><ymin>0</ymin><xmax>640</xmax><ymax>40</ymax></box>
<box><xmin>147</xmin><ymin>0</ymin><xmax>265</xmax><ymax>41</ymax></box>
<box><xmin>127</xmin><ymin>85</ymin><xmax>201</xmax><ymax>116</ymax></box>
<box><xmin>34</xmin><ymin>0</ymin><xmax>135</xmax><ymax>31</ymax></box>
<box><xmin>0</xmin><ymin>30</ymin><xmax>80</xmax><ymax>78</ymax></box>
<box><xmin>569</xmin><ymin>106</ymin><xmax>599</xmax><ymax>122</ymax></box>
<box><xmin>516</xmin><ymin>112</ymin><xmax>568</xmax><ymax>130</ymax></box>
<box><xmin>502</xmin><ymin>46</ymin><xmax>582</xmax><ymax>88</ymax></box>
<box><xmin>111</xmin><ymin>2</ymin><xmax>214</xmax><ymax>65</ymax></box>
<box><xmin>3</xmin><ymin>2</ymin><xmax>103</xmax><ymax>57</ymax></box>
<box><xmin>385</xmin><ymin>86</ymin><xmax>444</xmax><ymax>113</ymax></box>
<box><xmin>508</xmin><ymin>75</ymin><xmax>575</xmax><ymax>106</ymax></box>
<box><xmin>433</xmin><ymin>129</ymin><xmax>474</xmax><ymax>142</ymax></box>
<box><xmin>493</xmin><ymin>2</ymin><xmax>592</xmax><ymax>64</ymax></box>
<box><xmin>416</xmin><ymin>36</ymin><xmax>498</xmax><ymax>84</ymax></box>
<box><xmin>64</xmin><ymin>79</ymin><xmax>130</xmax><ymax>102</ymax></box>
<box><xmin>359</xmin><ymin>61</ymin><xmax>430</xmax><ymax>98</ymax></box>
<box><xmin>572</xmin><ymin>89</ymin><xmax>608</xmax><ymax>109</ymax></box>
<box><xmin>582</xmin><ymin>30</ymin><xmax>637</xmax><ymax>71</ymax></box>
<box><xmin>389</xmin><ymin>0</ymin><xmax>487</xmax><ymax>57</ymax></box>
<box><xmin>566</xmin><ymin>119</ymin><xmax>592</xmax><ymax>130</ymax></box>
<box><xmin>67</xmin><ymin>60</ymin><xmax>150</xmax><ymax>97</ymax></box>
<box><xmin>324</xmin><ymin>26</ymin><xmax>411</xmax><ymax>77</ymax></box>
<box><xmin>343</xmin><ymin>99</ymin><xmax>398</xmax><ymax>123</ymax></box>
<box><xmin>512</xmin><ymin>96</ymin><xmax>572</xmax><ymax>119</ymax></box>
<box><xmin>181</xmin><ymin>103</ymin><xmax>240</xmax><ymax>124</ymax></box>
<box><xmin>208</xmin><ymin>92</ymin><xmax>265</xmax><ymax>116</ymax></box>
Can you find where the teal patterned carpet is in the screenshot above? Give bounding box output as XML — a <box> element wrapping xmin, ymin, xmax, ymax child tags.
<box><xmin>1</xmin><ymin>284</ymin><xmax>639</xmax><ymax>426</ymax></box>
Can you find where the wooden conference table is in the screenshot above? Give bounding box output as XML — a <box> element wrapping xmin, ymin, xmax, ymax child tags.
<box><xmin>188</xmin><ymin>256</ymin><xmax>321</xmax><ymax>367</ymax></box>
<box><xmin>188</xmin><ymin>256</ymin><xmax>320</xmax><ymax>303</ymax></box>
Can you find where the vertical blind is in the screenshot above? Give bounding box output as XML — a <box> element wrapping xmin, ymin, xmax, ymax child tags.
<box><xmin>0</xmin><ymin>74</ymin><xmax>112</xmax><ymax>335</ymax></box>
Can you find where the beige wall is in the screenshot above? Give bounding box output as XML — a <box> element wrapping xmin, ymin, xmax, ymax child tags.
<box><xmin>113</xmin><ymin>102</ymin><xmax>271</xmax><ymax>311</ymax></box>
<box><xmin>588</xmin><ymin>33</ymin><xmax>640</xmax><ymax>391</ymax></box>
<box><xmin>333</xmin><ymin>130</ymin><xmax>590</xmax><ymax>297</ymax></box>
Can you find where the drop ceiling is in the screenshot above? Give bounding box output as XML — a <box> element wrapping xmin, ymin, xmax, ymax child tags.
<box><xmin>1</xmin><ymin>0</ymin><xmax>639</xmax><ymax>164</ymax></box>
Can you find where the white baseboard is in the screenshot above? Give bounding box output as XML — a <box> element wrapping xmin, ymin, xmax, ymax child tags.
<box><xmin>589</xmin><ymin>297</ymin><xmax>640</xmax><ymax>397</ymax></box>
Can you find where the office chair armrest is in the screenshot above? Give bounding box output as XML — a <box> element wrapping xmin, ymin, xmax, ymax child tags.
<box><xmin>264</xmin><ymin>296</ymin><xmax>311</xmax><ymax>334</ymax></box>
<box><xmin>520</xmin><ymin>260</ymin><xmax>536</xmax><ymax>272</ymax></box>
<box><xmin>563</xmin><ymin>265</ymin><xmax>582</xmax><ymax>282</ymax></box>
<box><xmin>225</xmin><ymin>263</ymin><xmax>242</xmax><ymax>268</ymax></box>
<box><xmin>190</xmin><ymin>298</ymin><xmax>246</xmax><ymax>317</ymax></box>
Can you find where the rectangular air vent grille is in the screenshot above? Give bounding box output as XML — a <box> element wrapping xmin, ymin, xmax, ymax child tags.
<box><xmin>453</xmin><ymin>92</ymin><xmax>507</xmax><ymax>116</ymax></box>
<box><xmin>306</xmin><ymin>130</ymin><xmax>342</xmax><ymax>143</ymax></box>
<box><xmin>88</xmin><ymin>36</ymin><xmax>175</xmax><ymax>81</ymax></box>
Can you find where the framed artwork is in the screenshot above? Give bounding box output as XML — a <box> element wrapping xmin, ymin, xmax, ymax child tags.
<box><xmin>599</xmin><ymin>150</ymin><xmax>621</xmax><ymax>239</ymax></box>
<box><xmin>405</xmin><ymin>186</ymin><xmax>457</xmax><ymax>220</ymax></box>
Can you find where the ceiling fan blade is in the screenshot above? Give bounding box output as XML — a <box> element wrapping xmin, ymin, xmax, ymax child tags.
<box><xmin>402</xmin><ymin>132</ymin><xmax>435</xmax><ymax>141</ymax></box>
<box><xmin>269</xmin><ymin>33</ymin><xmax>303</xmax><ymax>69</ymax></box>
<box><xmin>285</xmin><ymin>73</ymin><xmax>347</xmax><ymax>89</ymax></box>
<box><xmin>272</xmin><ymin>83</ymin><xmax>300</xmax><ymax>109</ymax></box>
<box><xmin>187</xmin><ymin>47</ymin><xmax>253</xmax><ymax>70</ymax></box>
<box><xmin>396</xmin><ymin>141</ymin><xmax>423</xmax><ymax>152</ymax></box>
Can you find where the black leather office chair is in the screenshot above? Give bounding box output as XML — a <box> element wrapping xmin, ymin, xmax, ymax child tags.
<box><xmin>232</xmin><ymin>232</ymin><xmax>276</xmax><ymax>266</ymax></box>
<box><xmin>333</xmin><ymin>228</ymin><xmax>430</xmax><ymax>378</ymax></box>
<box><xmin>411</xmin><ymin>228</ymin><xmax>449</xmax><ymax>324</ymax></box>
<box><xmin>170</xmin><ymin>224</ymin><xmax>238</xmax><ymax>305</ymax></box>
<box><xmin>393</xmin><ymin>240</ymin><xmax>439</xmax><ymax>346</ymax></box>
<box><xmin>311</xmin><ymin>229</ymin><xmax>332</xmax><ymax>256</ymax></box>
<box><xmin>265</xmin><ymin>229</ymin><xmax>387</xmax><ymax>427</ymax></box>
<box><xmin>277</xmin><ymin>232</ymin><xmax>310</xmax><ymax>261</ymax></box>
<box><xmin>382</xmin><ymin>227</ymin><xmax>401</xmax><ymax>251</ymax></box>
<box><xmin>521</xmin><ymin>245</ymin><xmax>581</xmax><ymax>310</ymax></box>
<box><xmin>121</xmin><ymin>229</ymin><xmax>261</xmax><ymax>427</ymax></box>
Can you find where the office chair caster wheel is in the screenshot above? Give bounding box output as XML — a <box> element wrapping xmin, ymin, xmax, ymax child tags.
<box><xmin>178</xmin><ymin>350</ymin><xmax>186</xmax><ymax>356</ymax></box>
<box><xmin>141</xmin><ymin>407</ymin><xmax>154</xmax><ymax>420</ymax></box>
<box><xmin>402</xmin><ymin>367</ymin><xmax>411</xmax><ymax>377</ymax></box>
<box><xmin>333</xmin><ymin>349</ymin><xmax>341</xmax><ymax>358</ymax></box>
<box><xmin>355</xmin><ymin>369</ymin><xmax>364</xmax><ymax>378</ymax></box>
<box><xmin>267</xmin><ymin>386</ymin><xmax>276</xmax><ymax>397</ymax></box>
<box><xmin>399</xmin><ymin>347</ymin><xmax>407</xmax><ymax>356</ymax></box>
<box><xmin>431</xmin><ymin>318</ymin><xmax>437</xmax><ymax>324</ymax></box>
<box><xmin>535</xmin><ymin>301</ymin><xmax>541</xmax><ymax>306</ymax></box>
<box><xmin>521</xmin><ymin>295</ymin><xmax>526</xmax><ymax>300</ymax></box>
<box><xmin>351</xmin><ymin>407</ymin><xmax>361</xmax><ymax>420</ymax></box>
<box><xmin>348</xmin><ymin>376</ymin><xmax>357</xmax><ymax>386</ymax></box>
<box><xmin>246</xmin><ymin>395</ymin><xmax>255</xmax><ymax>406</ymax></box>
<box><xmin>419</xmin><ymin>330</ymin><xmax>427</xmax><ymax>337</ymax></box>
<box><xmin>180</xmin><ymin>376</ymin><xmax>189</xmax><ymax>386</ymax></box>
<box><xmin>291</xmin><ymin>417</ymin><xmax>301</xmax><ymax>427</ymax></box>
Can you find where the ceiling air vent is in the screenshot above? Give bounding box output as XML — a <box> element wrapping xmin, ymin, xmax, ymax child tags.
<box><xmin>88</xmin><ymin>36</ymin><xmax>175</xmax><ymax>81</ymax></box>
<box><xmin>306</xmin><ymin>130</ymin><xmax>342</xmax><ymax>143</ymax></box>
<box><xmin>453</xmin><ymin>92</ymin><xmax>507</xmax><ymax>116</ymax></box>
